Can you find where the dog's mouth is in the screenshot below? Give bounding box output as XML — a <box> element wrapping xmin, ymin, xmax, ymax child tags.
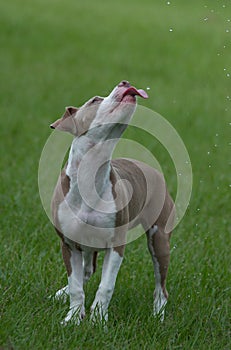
<box><xmin>118</xmin><ymin>85</ymin><xmax>148</xmax><ymax>104</ymax></box>
<box><xmin>106</xmin><ymin>82</ymin><xmax>149</xmax><ymax>114</ymax></box>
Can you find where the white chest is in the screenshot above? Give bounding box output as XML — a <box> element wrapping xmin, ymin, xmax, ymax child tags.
<box><xmin>57</xmin><ymin>199</ymin><xmax>116</xmax><ymax>248</ymax></box>
<box><xmin>58</xmin><ymin>136</ymin><xmax>118</xmax><ymax>248</ymax></box>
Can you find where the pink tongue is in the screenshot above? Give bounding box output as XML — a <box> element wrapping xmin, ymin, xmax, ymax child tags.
<box><xmin>136</xmin><ymin>89</ymin><xmax>149</xmax><ymax>99</ymax></box>
<box><xmin>124</xmin><ymin>87</ymin><xmax>149</xmax><ymax>99</ymax></box>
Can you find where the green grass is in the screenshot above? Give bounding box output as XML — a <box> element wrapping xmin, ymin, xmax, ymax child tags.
<box><xmin>0</xmin><ymin>0</ymin><xmax>230</xmax><ymax>349</ymax></box>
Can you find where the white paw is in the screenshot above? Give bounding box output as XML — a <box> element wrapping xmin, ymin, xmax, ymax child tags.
<box><xmin>153</xmin><ymin>289</ymin><xmax>167</xmax><ymax>322</ymax></box>
<box><xmin>61</xmin><ymin>306</ymin><xmax>85</xmax><ymax>326</ymax></box>
<box><xmin>54</xmin><ymin>285</ymin><xmax>69</xmax><ymax>303</ymax></box>
<box><xmin>90</xmin><ymin>305</ymin><xmax>108</xmax><ymax>327</ymax></box>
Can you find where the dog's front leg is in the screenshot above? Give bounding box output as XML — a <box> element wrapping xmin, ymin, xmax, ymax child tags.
<box><xmin>90</xmin><ymin>248</ymin><xmax>123</xmax><ymax>324</ymax></box>
<box><xmin>61</xmin><ymin>245</ymin><xmax>85</xmax><ymax>325</ymax></box>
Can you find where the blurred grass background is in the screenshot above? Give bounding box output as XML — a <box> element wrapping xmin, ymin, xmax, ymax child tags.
<box><xmin>0</xmin><ymin>0</ymin><xmax>230</xmax><ymax>349</ymax></box>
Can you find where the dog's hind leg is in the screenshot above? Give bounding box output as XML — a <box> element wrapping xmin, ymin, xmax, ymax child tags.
<box><xmin>83</xmin><ymin>251</ymin><xmax>98</xmax><ymax>284</ymax></box>
<box><xmin>146</xmin><ymin>224</ymin><xmax>171</xmax><ymax>321</ymax></box>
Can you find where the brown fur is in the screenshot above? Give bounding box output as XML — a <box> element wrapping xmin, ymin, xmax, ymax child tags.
<box><xmin>61</xmin><ymin>241</ymin><xmax>72</xmax><ymax>276</ymax></box>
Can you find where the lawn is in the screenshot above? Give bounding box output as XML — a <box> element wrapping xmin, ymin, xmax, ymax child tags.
<box><xmin>0</xmin><ymin>0</ymin><xmax>230</xmax><ymax>349</ymax></box>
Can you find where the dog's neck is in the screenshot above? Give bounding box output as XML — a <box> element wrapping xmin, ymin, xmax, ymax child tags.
<box><xmin>65</xmin><ymin>124</ymin><xmax>120</xmax><ymax>211</ymax></box>
<box><xmin>65</xmin><ymin>89</ymin><xmax>133</xmax><ymax>214</ymax></box>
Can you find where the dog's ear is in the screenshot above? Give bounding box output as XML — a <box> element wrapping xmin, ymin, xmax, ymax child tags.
<box><xmin>50</xmin><ymin>106</ymin><xmax>78</xmax><ymax>134</ymax></box>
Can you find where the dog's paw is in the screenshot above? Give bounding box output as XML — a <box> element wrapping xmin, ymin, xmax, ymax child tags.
<box><xmin>90</xmin><ymin>304</ymin><xmax>108</xmax><ymax>330</ymax></box>
<box><xmin>153</xmin><ymin>289</ymin><xmax>167</xmax><ymax>322</ymax></box>
<box><xmin>53</xmin><ymin>285</ymin><xmax>69</xmax><ymax>303</ymax></box>
<box><xmin>153</xmin><ymin>305</ymin><xmax>166</xmax><ymax>322</ymax></box>
<box><xmin>61</xmin><ymin>306</ymin><xmax>85</xmax><ymax>326</ymax></box>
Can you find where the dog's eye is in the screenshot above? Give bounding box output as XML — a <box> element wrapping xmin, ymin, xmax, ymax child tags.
<box><xmin>91</xmin><ymin>96</ymin><xmax>102</xmax><ymax>104</ymax></box>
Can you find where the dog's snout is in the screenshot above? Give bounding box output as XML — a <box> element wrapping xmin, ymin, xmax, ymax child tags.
<box><xmin>118</xmin><ymin>80</ymin><xmax>130</xmax><ymax>88</ymax></box>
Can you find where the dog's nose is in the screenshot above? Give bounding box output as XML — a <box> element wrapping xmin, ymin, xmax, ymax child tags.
<box><xmin>118</xmin><ymin>80</ymin><xmax>130</xmax><ymax>88</ymax></box>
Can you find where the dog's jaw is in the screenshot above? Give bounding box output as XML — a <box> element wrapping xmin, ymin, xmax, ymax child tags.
<box><xmin>90</xmin><ymin>81</ymin><xmax>148</xmax><ymax>127</ymax></box>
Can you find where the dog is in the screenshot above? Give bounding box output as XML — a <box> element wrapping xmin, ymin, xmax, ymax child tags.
<box><xmin>50</xmin><ymin>80</ymin><xmax>175</xmax><ymax>325</ymax></box>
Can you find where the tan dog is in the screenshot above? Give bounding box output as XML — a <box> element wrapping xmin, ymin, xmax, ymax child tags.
<box><xmin>50</xmin><ymin>81</ymin><xmax>174</xmax><ymax>325</ymax></box>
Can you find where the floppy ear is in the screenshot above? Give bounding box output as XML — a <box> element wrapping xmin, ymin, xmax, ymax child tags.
<box><xmin>50</xmin><ymin>106</ymin><xmax>78</xmax><ymax>134</ymax></box>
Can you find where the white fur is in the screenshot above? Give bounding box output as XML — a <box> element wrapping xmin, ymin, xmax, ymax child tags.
<box><xmin>54</xmin><ymin>285</ymin><xmax>69</xmax><ymax>303</ymax></box>
<box><xmin>61</xmin><ymin>248</ymin><xmax>85</xmax><ymax>325</ymax></box>
<box><xmin>90</xmin><ymin>249</ymin><xmax>123</xmax><ymax>323</ymax></box>
<box><xmin>90</xmin><ymin>88</ymin><xmax>136</xmax><ymax>128</ymax></box>
<box><xmin>58</xmin><ymin>136</ymin><xmax>117</xmax><ymax>247</ymax></box>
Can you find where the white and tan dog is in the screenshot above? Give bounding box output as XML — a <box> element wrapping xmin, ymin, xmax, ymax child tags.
<box><xmin>50</xmin><ymin>81</ymin><xmax>175</xmax><ymax>325</ymax></box>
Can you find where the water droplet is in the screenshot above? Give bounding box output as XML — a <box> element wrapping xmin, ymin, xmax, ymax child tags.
<box><xmin>229</xmin><ymin>184</ymin><xmax>231</xmax><ymax>187</ymax></box>
<box><xmin>207</xmin><ymin>151</ymin><xmax>210</xmax><ymax>155</ymax></box>
<box><xmin>209</xmin><ymin>164</ymin><xmax>212</xmax><ymax>168</ymax></box>
<box><xmin>227</xmin><ymin>73</ymin><xmax>230</xmax><ymax>77</ymax></box>
<box><xmin>222</xmin><ymin>4</ymin><xmax>226</xmax><ymax>8</ymax></box>
<box><xmin>169</xmin><ymin>28</ymin><xmax>173</xmax><ymax>32</ymax></box>
<box><xmin>217</xmin><ymin>53</ymin><xmax>221</xmax><ymax>56</ymax></box>
<box><xmin>146</xmin><ymin>86</ymin><xmax>150</xmax><ymax>90</ymax></box>
<box><xmin>214</xmin><ymin>144</ymin><xmax>218</xmax><ymax>147</ymax></box>
<box><xmin>167</xmin><ymin>1</ymin><xmax>171</xmax><ymax>5</ymax></box>
<box><xmin>226</xmin><ymin>29</ymin><xmax>230</xmax><ymax>33</ymax></box>
<box><xmin>204</xmin><ymin>17</ymin><xmax>208</xmax><ymax>21</ymax></box>
<box><xmin>215</xmin><ymin>133</ymin><xmax>219</xmax><ymax>137</ymax></box>
<box><xmin>227</xmin><ymin>96</ymin><xmax>230</xmax><ymax>100</ymax></box>
<box><xmin>227</xmin><ymin>19</ymin><xmax>231</xmax><ymax>22</ymax></box>
<box><xmin>224</xmin><ymin>45</ymin><xmax>226</xmax><ymax>48</ymax></box>
<box><xmin>178</xmin><ymin>173</ymin><xmax>182</xmax><ymax>176</ymax></box>
<box><xmin>224</xmin><ymin>68</ymin><xmax>227</xmax><ymax>71</ymax></box>
<box><xmin>197</xmin><ymin>208</ymin><xmax>200</xmax><ymax>211</ymax></box>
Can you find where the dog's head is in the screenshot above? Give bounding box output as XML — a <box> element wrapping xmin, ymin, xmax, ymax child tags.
<box><xmin>50</xmin><ymin>81</ymin><xmax>148</xmax><ymax>136</ymax></box>
<box><xmin>90</xmin><ymin>80</ymin><xmax>148</xmax><ymax>128</ymax></box>
<box><xmin>50</xmin><ymin>95</ymin><xmax>103</xmax><ymax>136</ymax></box>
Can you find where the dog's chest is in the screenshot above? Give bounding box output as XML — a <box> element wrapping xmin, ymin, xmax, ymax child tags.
<box><xmin>57</xmin><ymin>202</ymin><xmax>116</xmax><ymax>248</ymax></box>
<box><xmin>57</xmin><ymin>175</ymin><xmax>117</xmax><ymax>247</ymax></box>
